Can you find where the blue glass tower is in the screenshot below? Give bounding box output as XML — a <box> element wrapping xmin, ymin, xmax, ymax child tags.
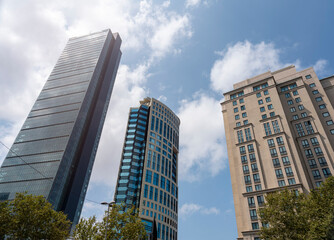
<box><xmin>114</xmin><ymin>98</ymin><xmax>180</xmax><ymax>240</ymax></box>
<box><xmin>0</xmin><ymin>29</ymin><xmax>122</xmax><ymax>226</ymax></box>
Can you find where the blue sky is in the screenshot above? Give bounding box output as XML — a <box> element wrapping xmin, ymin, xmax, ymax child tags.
<box><xmin>0</xmin><ymin>0</ymin><xmax>333</xmax><ymax>239</ymax></box>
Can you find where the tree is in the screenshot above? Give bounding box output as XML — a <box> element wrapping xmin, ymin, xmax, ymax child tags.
<box><xmin>73</xmin><ymin>204</ymin><xmax>147</xmax><ymax>240</ymax></box>
<box><xmin>259</xmin><ymin>176</ymin><xmax>334</xmax><ymax>240</ymax></box>
<box><xmin>0</xmin><ymin>192</ymin><xmax>71</xmax><ymax>240</ymax></box>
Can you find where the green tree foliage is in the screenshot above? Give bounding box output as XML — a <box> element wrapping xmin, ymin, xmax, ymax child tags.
<box><xmin>73</xmin><ymin>204</ymin><xmax>147</xmax><ymax>240</ymax></box>
<box><xmin>259</xmin><ymin>176</ymin><xmax>334</xmax><ymax>240</ymax></box>
<box><xmin>0</xmin><ymin>192</ymin><xmax>71</xmax><ymax>240</ymax></box>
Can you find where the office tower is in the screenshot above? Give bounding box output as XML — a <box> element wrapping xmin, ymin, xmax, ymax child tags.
<box><xmin>221</xmin><ymin>66</ymin><xmax>334</xmax><ymax>240</ymax></box>
<box><xmin>0</xmin><ymin>29</ymin><xmax>122</xmax><ymax>226</ymax></box>
<box><xmin>114</xmin><ymin>97</ymin><xmax>180</xmax><ymax>240</ymax></box>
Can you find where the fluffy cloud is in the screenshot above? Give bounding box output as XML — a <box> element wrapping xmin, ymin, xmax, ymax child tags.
<box><xmin>186</xmin><ymin>0</ymin><xmax>201</xmax><ymax>8</ymax></box>
<box><xmin>179</xmin><ymin>203</ymin><xmax>220</xmax><ymax>218</ymax></box>
<box><xmin>177</xmin><ymin>92</ymin><xmax>226</xmax><ymax>182</ymax></box>
<box><xmin>313</xmin><ymin>59</ymin><xmax>328</xmax><ymax>76</ymax></box>
<box><xmin>210</xmin><ymin>41</ymin><xmax>287</xmax><ymax>93</ymax></box>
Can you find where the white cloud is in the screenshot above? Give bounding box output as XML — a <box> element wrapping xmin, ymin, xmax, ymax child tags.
<box><xmin>186</xmin><ymin>0</ymin><xmax>201</xmax><ymax>8</ymax></box>
<box><xmin>313</xmin><ymin>59</ymin><xmax>328</xmax><ymax>76</ymax></box>
<box><xmin>179</xmin><ymin>203</ymin><xmax>220</xmax><ymax>218</ymax></box>
<box><xmin>210</xmin><ymin>41</ymin><xmax>287</xmax><ymax>93</ymax></box>
<box><xmin>158</xmin><ymin>95</ymin><xmax>168</xmax><ymax>102</ymax></box>
<box><xmin>177</xmin><ymin>92</ymin><xmax>226</xmax><ymax>182</ymax></box>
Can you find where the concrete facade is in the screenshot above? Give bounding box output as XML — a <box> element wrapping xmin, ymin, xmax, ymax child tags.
<box><xmin>221</xmin><ymin>66</ymin><xmax>334</xmax><ymax>239</ymax></box>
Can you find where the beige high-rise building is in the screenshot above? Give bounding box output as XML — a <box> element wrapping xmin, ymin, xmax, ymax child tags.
<box><xmin>221</xmin><ymin>66</ymin><xmax>334</xmax><ymax>240</ymax></box>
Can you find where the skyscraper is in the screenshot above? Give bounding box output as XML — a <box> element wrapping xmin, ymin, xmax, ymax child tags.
<box><xmin>0</xmin><ymin>29</ymin><xmax>122</xmax><ymax>226</ymax></box>
<box><xmin>221</xmin><ymin>66</ymin><xmax>334</xmax><ymax>240</ymax></box>
<box><xmin>114</xmin><ymin>97</ymin><xmax>180</xmax><ymax>240</ymax></box>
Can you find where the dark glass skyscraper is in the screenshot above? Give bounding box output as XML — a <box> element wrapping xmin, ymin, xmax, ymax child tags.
<box><xmin>114</xmin><ymin>98</ymin><xmax>180</xmax><ymax>240</ymax></box>
<box><xmin>0</xmin><ymin>29</ymin><xmax>122</xmax><ymax>226</ymax></box>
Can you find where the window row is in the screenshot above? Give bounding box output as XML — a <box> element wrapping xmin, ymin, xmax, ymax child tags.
<box><xmin>242</xmin><ymin>163</ymin><xmax>259</xmax><ymax>174</ymax></box>
<box><xmin>312</xmin><ymin>168</ymin><xmax>332</xmax><ymax>180</ymax></box>
<box><xmin>248</xmin><ymin>195</ymin><xmax>264</xmax><ymax>208</ymax></box>
<box><xmin>272</xmin><ymin>156</ymin><xmax>290</xmax><ymax>167</ymax></box>
<box><xmin>267</xmin><ymin>136</ymin><xmax>284</xmax><ymax>147</ymax></box>
<box><xmin>240</xmin><ymin>144</ymin><xmax>255</xmax><ymax>155</ymax></box>
<box><xmin>241</xmin><ymin>153</ymin><xmax>256</xmax><ymax>164</ymax></box>
<box><xmin>263</xmin><ymin>120</ymin><xmax>280</xmax><ymax>136</ymax></box>
<box><xmin>237</xmin><ymin>128</ymin><xmax>252</xmax><ymax>143</ymax></box>
<box><xmin>143</xmin><ymin>185</ymin><xmax>177</xmax><ymax>212</ymax></box>
<box><xmin>246</xmin><ymin>184</ymin><xmax>262</xmax><ymax>193</ymax></box>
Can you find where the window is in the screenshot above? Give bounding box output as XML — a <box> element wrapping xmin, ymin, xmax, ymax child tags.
<box><xmin>258</xmin><ymin>99</ymin><xmax>263</xmax><ymax>105</ymax></box>
<box><xmin>293</xmin><ymin>90</ymin><xmax>299</xmax><ymax>96</ymax></box>
<box><xmin>301</xmin><ymin>112</ymin><xmax>308</xmax><ymax>118</ymax></box>
<box><xmin>250</xmin><ymin>209</ymin><xmax>257</xmax><ymax>220</ymax></box>
<box><xmin>301</xmin><ymin>139</ymin><xmax>309</xmax><ymax>148</ymax></box>
<box><xmin>244</xmin><ymin>175</ymin><xmax>251</xmax><ymax>184</ymax></box>
<box><xmin>298</xmin><ymin>105</ymin><xmax>304</xmax><ymax>110</ymax></box>
<box><xmin>275</xmin><ymin>169</ymin><xmax>283</xmax><ymax>178</ymax></box>
<box><xmin>319</xmin><ymin>104</ymin><xmax>326</xmax><ymax>110</ymax></box>
<box><xmin>279</xmin><ymin>146</ymin><xmax>287</xmax><ymax>155</ymax></box>
<box><xmin>285</xmin><ymin>93</ymin><xmax>291</xmax><ymax>98</ymax></box>
<box><xmin>268</xmin><ymin>104</ymin><xmax>273</xmax><ymax>110</ymax></box>
<box><xmin>247</xmin><ymin>144</ymin><xmax>254</xmax><ymax>153</ymax></box>
<box><xmin>266</xmin><ymin>97</ymin><xmax>271</xmax><ymax>103</ymax></box>
<box><xmin>272</xmin><ymin>158</ymin><xmax>280</xmax><ymax>167</ymax></box>
<box><xmin>331</xmin><ymin>129</ymin><xmax>334</xmax><ymax>135</ymax></box>
<box><xmin>292</xmin><ymin>115</ymin><xmax>299</xmax><ymax>120</ymax></box>
<box><xmin>160</xmin><ymin>176</ymin><xmax>166</xmax><ymax>189</ymax></box>
<box><xmin>304</xmin><ymin>121</ymin><xmax>314</xmax><ymax>134</ymax></box>
<box><xmin>306</xmin><ymin>75</ymin><xmax>312</xmax><ymax>79</ymax></box>
<box><xmin>281</xmin><ymin>86</ymin><xmax>289</xmax><ymax>92</ymax></box>
<box><xmin>237</xmin><ymin>130</ymin><xmax>244</xmax><ymax>143</ymax></box>
<box><xmin>256</xmin><ymin>92</ymin><xmax>261</xmax><ymax>98</ymax></box>
<box><xmin>312</xmin><ymin>170</ymin><xmax>321</xmax><ymax>180</ymax></box>
<box><xmin>295</xmin><ymin>123</ymin><xmax>305</xmax><ymax>137</ymax></box>
<box><xmin>310</xmin><ymin>137</ymin><xmax>319</xmax><ymax>146</ymax></box>
<box><xmin>249</xmin><ymin>153</ymin><xmax>256</xmax><ymax>162</ymax></box>
<box><xmin>241</xmin><ymin>105</ymin><xmax>246</xmax><ymax>110</ymax></box>
<box><xmin>290</xmin><ymin>83</ymin><xmax>297</xmax><ymax>89</ymax></box>
<box><xmin>305</xmin><ymin>149</ymin><xmax>313</xmax><ymax>158</ymax></box>
<box><xmin>264</xmin><ymin>90</ymin><xmax>269</xmax><ymax>95</ymax></box>
<box><xmin>314</xmin><ymin>147</ymin><xmax>323</xmax><ymax>156</ymax></box>
<box><xmin>322</xmin><ymin>168</ymin><xmax>331</xmax><ymax>178</ymax></box>
<box><xmin>270</xmin><ymin>112</ymin><xmax>275</xmax><ymax>117</ymax></box>
<box><xmin>276</xmin><ymin>136</ymin><xmax>284</xmax><ymax>145</ymax></box>
<box><xmin>241</xmin><ymin>155</ymin><xmax>248</xmax><ymax>164</ymax></box>
<box><xmin>316</xmin><ymin>181</ymin><xmax>323</xmax><ymax>187</ymax></box>
<box><xmin>234</xmin><ymin>107</ymin><xmax>239</xmax><ymax>113</ymax></box>
<box><xmin>312</xmin><ymin>90</ymin><xmax>319</xmax><ymax>95</ymax></box>
<box><xmin>322</xmin><ymin>112</ymin><xmax>330</xmax><ymax>117</ymax></box>
<box><xmin>264</xmin><ymin>122</ymin><xmax>272</xmax><ymax>136</ymax></box>
<box><xmin>252</xmin><ymin>222</ymin><xmax>259</xmax><ymax>230</ymax></box>
<box><xmin>278</xmin><ymin>180</ymin><xmax>286</xmax><ymax>187</ymax></box>
<box><xmin>309</xmin><ymin>82</ymin><xmax>315</xmax><ymax>87</ymax></box>
<box><xmin>326</xmin><ymin>120</ymin><xmax>334</xmax><ymax>125</ymax></box>
<box><xmin>318</xmin><ymin>157</ymin><xmax>327</xmax><ymax>167</ymax></box>
<box><xmin>248</xmin><ymin>197</ymin><xmax>255</xmax><ymax>207</ymax></box>
<box><xmin>239</xmin><ymin>98</ymin><xmax>244</xmax><ymax>103</ymax></box>
<box><xmin>235</xmin><ymin>115</ymin><xmax>240</xmax><ymax>120</ymax></box>
<box><xmin>267</xmin><ymin>139</ymin><xmax>275</xmax><ymax>147</ymax></box>
<box><xmin>288</xmin><ymin>178</ymin><xmax>296</xmax><ymax>185</ymax></box>
<box><xmin>262</xmin><ymin>114</ymin><xmax>267</xmax><ymax>119</ymax></box>
<box><xmin>270</xmin><ymin>148</ymin><xmax>278</xmax><ymax>157</ymax></box>
<box><xmin>145</xmin><ymin>170</ymin><xmax>152</xmax><ymax>183</ymax></box>
<box><xmin>315</xmin><ymin>97</ymin><xmax>323</xmax><ymax>102</ymax></box>
<box><xmin>251</xmin><ymin>163</ymin><xmax>258</xmax><ymax>172</ymax></box>
<box><xmin>245</xmin><ymin>128</ymin><xmax>252</xmax><ymax>141</ymax></box>
<box><xmin>255</xmin><ymin>184</ymin><xmax>262</xmax><ymax>191</ymax></box>
<box><xmin>272</xmin><ymin>120</ymin><xmax>281</xmax><ymax>133</ymax></box>
<box><xmin>243</xmin><ymin>165</ymin><xmax>250</xmax><ymax>174</ymax></box>
<box><xmin>295</xmin><ymin>97</ymin><xmax>301</xmax><ymax>103</ymax></box>
<box><xmin>290</xmin><ymin>107</ymin><xmax>296</xmax><ymax>112</ymax></box>
<box><xmin>240</xmin><ymin>146</ymin><xmax>246</xmax><ymax>154</ymax></box>
<box><xmin>236</xmin><ymin>122</ymin><xmax>241</xmax><ymax>127</ymax></box>
<box><xmin>308</xmin><ymin>159</ymin><xmax>317</xmax><ymax>169</ymax></box>
<box><xmin>285</xmin><ymin>167</ymin><xmax>293</xmax><ymax>177</ymax></box>
<box><xmin>253</xmin><ymin>173</ymin><xmax>260</xmax><ymax>183</ymax></box>
<box><xmin>246</xmin><ymin>186</ymin><xmax>253</xmax><ymax>192</ymax></box>
<box><xmin>242</xmin><ymin>112</ymin><xmax>247</xmax><ymax>118</ymax></box>
<box><xmin>257</xmin><ymin>195</ymin><xmax>264</xmax><ymax>206</ymax></box>
<box><xmin>153</xmin><ymin>173</ymin><xmax>159</xmax><ymax>186</ymax></box>
<box><xmin>282</xmin><ymin>156</ymin><xmax>290</xmax><ymax>165</ymax></box>
<box><xmin>287</xmin><ymin>100</ymin><xmax>293</xmax><ymax>105</ymax></box>
<box><xmin>243</xmin><ymin>120</ymin><xmax>249</xmax><ymax>125</ymax></box>
<box><xmin>233</xmin><ymin>101</ymin><xmax>237</xmax><ymax>106</ymax></box>
<box><xmin>260</xmin><ymin>107</ymin><xmax>265</xmax><ymax>112</ymax></box>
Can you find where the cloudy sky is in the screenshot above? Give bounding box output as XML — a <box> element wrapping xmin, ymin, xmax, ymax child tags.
<box><xmin>0</xmin><ymin>0</ymin><xmax>333</xmax><ymax>239</ymax></box>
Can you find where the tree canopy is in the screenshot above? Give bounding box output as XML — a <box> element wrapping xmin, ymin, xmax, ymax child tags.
<box><xmin>0</xmin><ymin>192</ymin><xmax>71</xmax><ymax>240</ymax></box>
<box><xmin>73</xmin><ymin>204</ymin><xmax>147</xmax><ymax>240</ymax></box>
<box><xmin>259</xmin><ymin>176</ymin><xmax>334</xmax><ymax>240</ymax></box>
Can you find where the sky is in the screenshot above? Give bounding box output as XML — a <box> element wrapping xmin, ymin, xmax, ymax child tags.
<box><xmin>0</xmin><ymin>0</ymin><xmax>333</xmax><ymax>239</ymax></box>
